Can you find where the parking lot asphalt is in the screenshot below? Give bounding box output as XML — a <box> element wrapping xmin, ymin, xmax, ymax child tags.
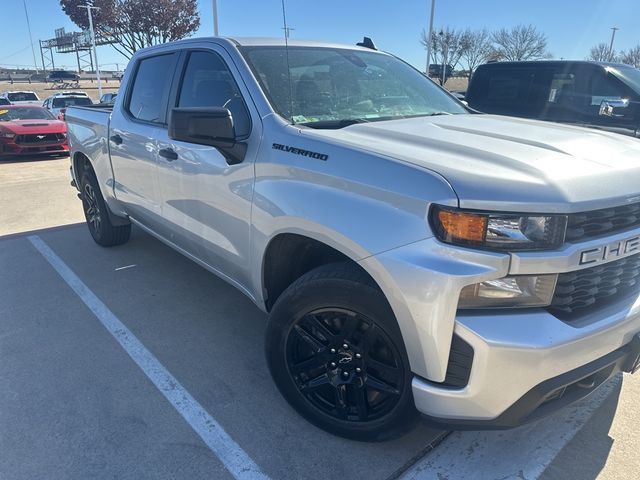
<box><xmin>1</xmin><ymin>156</ymin><xmax>638</xmax><ymax>480</ymax></box>
<box><xmin>0</xmin><ymin>156</ymin><xmax>84</xmax><ymax>237</ymax></box>
<box><xmin>0</xmin><ymin>222</ymin><xmax>449</xmax><ymax>480</ymax></box>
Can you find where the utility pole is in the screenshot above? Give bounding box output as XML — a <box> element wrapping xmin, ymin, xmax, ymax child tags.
<box><xmin>213</xmin><ymin>0</ymin><xmax>219</xmax><ymax>36</ymax></box>
<box><xmin>609</xmin><ymin>27</ymin><xmax>619</xmax><ymax>60</ymax></box>
<box><xmin>425</xmin><ymin>0</ymin><xmax>435</xmax><ymax>76</ymax></box>
<box><xmin>22</xmin><ymin>0</ymin><xmax>39</xmax><ymax>73</ymax></box>
<box><xmin>80</xmin><ymin>3</ymin><xmax>102</xmax><ymax>97</ymax></box>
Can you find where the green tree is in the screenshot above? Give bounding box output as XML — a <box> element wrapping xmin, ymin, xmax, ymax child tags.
<box><xmin>60</xmin><ymin>0</ymin><xmax>200</xmax><ymax>59</ymax></box>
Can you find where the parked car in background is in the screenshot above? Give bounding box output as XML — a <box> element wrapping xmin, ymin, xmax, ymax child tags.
<box><xmin>466</xmin><ymin>61</ymin><xmax>640</xmax><ymax>137</ymax></box>
<box><xmin>428</xmin><ymin>63</ymin><xmax>453</xmax><ymax>80</ymax></box>
<box><xmin>65</xmin><ymin>37</ymin><xmax>640</xmax><ymax>440</ymax></box>
<box><xmin>0</xmin><ymin>91</ymin><xmax>40</xmax><ymax>105</ymax></box>
<box><xmin>0</xmin><ymin>98</ymin><xmax>10</xmax><ymax>106</ymax></box>
<box><xmin>43</xmin><ymin>92</ymin><xmax>93</xmax><ymax>120</ymax></box>
<box><xmin>46</xmin><ymin>70</ymin><xmax>80</xmax><ymax>84</ymax></box>
<box><xmin>99</xmin><ymin>92</ymin><xmax>118</xmax><ymax>104</ymax></box>
<box><xmin>0</xmin><ymin>105</ymin><xmax>68</xmax><ymax>157</ymax></box>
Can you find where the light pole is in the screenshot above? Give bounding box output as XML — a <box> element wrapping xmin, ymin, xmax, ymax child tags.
<box><xmin>425</xmin><ymin>0</ymin><xmax>435</xmax><ymax>76</ymax></box>
<box><xmin>609</xmin><ymin>27</ymin><xmax>619</xmax><ymax>60</ymax></box>
<box><xmin>80</xmin><ymin>3</ymin><xmax>102</xmax><ymax>98</ymax></box>
<box><xmin>22</xmin><ymin>0</ymin><xmax>39</xmax><ymax>73</ymax></box>
<box><xmin>213</xmin><ymin>0</ymin><xmax>219</xmax><ymax>36</ymax></box>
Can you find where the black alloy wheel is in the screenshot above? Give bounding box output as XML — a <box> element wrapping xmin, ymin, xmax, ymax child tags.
<box><xmin>266</xmin><ymin>263</ymin><xmax>419</xmax><ymax>441</ymax></box>
<box><xmin>286</xmin><ymin>308</ymin><xmax>404</xmax><ymax>423</ymax></box>
<box><xmin>83</xmin><ymin>181</ymin><xmax>102</xmax><ymax>235</ymax></box>
<box><xmin>80</xmin><ymin>170</ymin><xmax>131</xmax><ymax>247</ymax></box>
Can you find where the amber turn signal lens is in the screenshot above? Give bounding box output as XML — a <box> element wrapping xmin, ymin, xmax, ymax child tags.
<box><xmin>437</xmin><ymin>210</ymin><xmax>487</xmax><ymax>243</ymax></box>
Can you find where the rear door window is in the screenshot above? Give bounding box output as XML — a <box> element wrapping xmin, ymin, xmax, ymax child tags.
<box><xmin>127</xmin><ymin>53</ymin><xmax>177</xmax><ymax>124</ymax></box>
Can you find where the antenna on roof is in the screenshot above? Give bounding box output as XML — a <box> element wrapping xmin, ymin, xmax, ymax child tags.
<box><xmin>281</xmin><ymin>0</ymin><xmax>295</xmax><ymax>124</ymax></box>
<box><xmin>356</xmin><ymin>37</ymin><xmax>377</xmax><ymax>50</ymax></box>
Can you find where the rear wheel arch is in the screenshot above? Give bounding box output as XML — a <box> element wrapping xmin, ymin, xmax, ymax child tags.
<box><xmin>73</xmin><ymin>151</ymin><xmax>92</xmax><ymax>186</ymax></box>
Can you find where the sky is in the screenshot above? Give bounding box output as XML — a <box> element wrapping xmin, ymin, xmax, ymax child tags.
<box><xmin>1</xmin><ymin>0</ymin><xmax>639</xmax><ymax>72</ymax></box>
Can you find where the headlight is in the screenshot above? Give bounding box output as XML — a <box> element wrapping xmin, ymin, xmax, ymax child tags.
<box><xmin>459</xmin><ymin>274</ymin><xmax>558</xmax><ymax>309</ymax></box>
<box><xmin>430</xmin><ymin>206</ymin><xmax>567</xmax><ymax>251</ymax></box>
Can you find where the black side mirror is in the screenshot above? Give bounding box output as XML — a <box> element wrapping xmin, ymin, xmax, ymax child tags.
<box><xmin>168</xmin><ymin>107</ymin><xmax>247</xmax><ymax>165</ymax></box>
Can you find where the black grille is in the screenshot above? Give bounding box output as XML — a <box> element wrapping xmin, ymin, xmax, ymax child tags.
<box><xmin>441</xmin><ymin>335</ymin><xmax>474</xmax><ymax>388</ymax></box>
<box><xmin>15</xmin><ymin>133</ymin><xmax>65</xmax><ymax>144</ymax></box>
<box><xmin>549</xmin><ymin>254</ymin><xmax>640</xmax><ymax>319</ymax></box>
<box><xmin>566</xmin><ymin>203</ymin><xmax>640</xmax><ymax>242</ymax></box>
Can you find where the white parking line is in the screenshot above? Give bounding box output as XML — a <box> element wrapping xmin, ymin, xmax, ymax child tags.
<box><xmin>28</xmin><ymin>235</ymin><xmax>270</xmax><ymax>480</ymax></box>
<box><xmin>400</xmin><ymin>374</ymin><xmax>621</xmax><ymax>480</ymax></box>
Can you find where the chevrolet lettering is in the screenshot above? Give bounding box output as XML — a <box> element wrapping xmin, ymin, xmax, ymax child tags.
<box><xmin>65</xmin><ymin>37</ymin><xmax>640</xmax><ymax>441</ymax></box>
<box><xmin>580</xmin><ymin>235</ymin><xmax>640</xmax><ymax>265</ymax></box>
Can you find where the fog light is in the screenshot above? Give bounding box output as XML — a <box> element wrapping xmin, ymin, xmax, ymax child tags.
<box><xmin>458</xmin><ymin>274</ymin><xmax>558</xmax><ymax>309</ymax></box>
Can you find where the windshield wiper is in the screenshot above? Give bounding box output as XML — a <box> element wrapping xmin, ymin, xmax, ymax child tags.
<box><xmin>299</xmin><ymin>112</ymin><xmax>458</xmax><ymax>129</ymax></box>
<box><xmin>298</xmin><ymin>118</ymin><xmax>370</xmax><ymax>129</ymax></box>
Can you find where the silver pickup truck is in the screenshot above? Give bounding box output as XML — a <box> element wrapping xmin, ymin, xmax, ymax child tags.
<box><xmin>66</xmin><ymin>37</ymin><xmax>640</xmax><ymax>441</ymax></box>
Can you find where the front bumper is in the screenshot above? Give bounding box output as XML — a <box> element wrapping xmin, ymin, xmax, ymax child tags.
<box><xmin>359</xmin><ymin>233</ymin><xmax>640</xmax><ymax>426</ymax></box>
<box><xmin>417</xmin><ymin>333</ymin><xmax>640</xmax><ymax>429</ymax></box>
<box><xmin>412</xmin><ymin>306</ymin><xmax>640</xmax><ymax>427</ymax></box>
<box><xmin>0</xmin><ymin>139</ymin><xmax>68</xmax><ymax>156</ymax></box>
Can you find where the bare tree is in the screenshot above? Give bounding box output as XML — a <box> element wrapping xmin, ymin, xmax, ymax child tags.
<box><xmin>459</xmin><ymin>29</ymin><xmax>494</xmax><ymax>76</ymax></box>
<box><xmin>619</xmin><ymin>45</ymin><xmax>640</xmax><ymax>67</ymax></box>
<box><xmin>492</xmin><ymin>24</ymin><xmax>549</xmax><ymax>61</ymax></box>
<box><xmin>60</xmin><ymin>0</ymin><xmax>200</xmax><ymax>59</ymax></box>
<box><xmin>420</xmin><ymin>27</ymin><xmax>467</xmax><ymax>84</ymax></box>
<box><xmin>587</xmin><ymin>43</ymin><xmax>618</xmax><ymax>62</ymax></box>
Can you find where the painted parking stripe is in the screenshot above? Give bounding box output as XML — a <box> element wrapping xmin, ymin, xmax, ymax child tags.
<box><xmin>28</xmin><ymin>235</ymin><xmax>270</xmax><ymax>480</ymax></box>
<box><xmin>400</xmin><ymin>374</ymin><xmax>621</xmax><ymax>480</ymax></box>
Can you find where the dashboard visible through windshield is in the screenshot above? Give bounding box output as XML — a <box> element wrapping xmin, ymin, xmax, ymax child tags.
<box><xmin>241</xmin><ymin>46</ymin><xmax>467</xmax><ymax>127</ymax></box>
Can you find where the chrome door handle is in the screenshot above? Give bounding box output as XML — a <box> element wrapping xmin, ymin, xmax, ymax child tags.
<box><xmin>159</xmin><ymin>148</ymin><xmax>178</xmax><ymax>161</ymax></box>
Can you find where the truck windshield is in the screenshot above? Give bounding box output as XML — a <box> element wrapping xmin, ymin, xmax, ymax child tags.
<box><xmin>241</xmin><ymin>46</ymin><xmax>467</xmax><ymax>127</ymax></box>
<box><xmin>52</xmin><ymin>97</ymin><xmax>93</xmax><ymax>108</ymax></box>
<box><xmin>0</xmin><ymin>107</ymin><xmax>55</xmax><ymax>121</ymax></box>
<box><xmin>7</xmin><ymin>92</ymin><xmax>38</xmax><ymax>102</ymax></box>
<box><xmin>609</xmin><ymin>66</ymin><xmax>640</xmax><ymax>94</ymax></box>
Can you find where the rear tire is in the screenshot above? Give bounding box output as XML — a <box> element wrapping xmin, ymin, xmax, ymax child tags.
<box><xmin>80</xmin><ymin>169</ymin><xmax>131</xmax><ymax>247</ymax></box>
<box><xmin>265</xmin><ymin>263</ymin><xmax>419</xmax><ymax>441</ymax></box>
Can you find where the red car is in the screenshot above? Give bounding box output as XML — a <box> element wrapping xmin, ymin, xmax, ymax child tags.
<box><xmin>0</xmin><ymin>105</ymin><xmax>68</xmax><ymax>158</ymax></box>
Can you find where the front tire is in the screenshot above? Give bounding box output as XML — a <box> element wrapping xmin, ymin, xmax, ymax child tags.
<box><xmin>265</xmin><ymin>263</ymin><xmax>419</xmax><ymax>441</ymax></box>
<box><xmin>80</xmin><ymin>170</ymin><xmax>131</xmax><ymax>247</ymax></box>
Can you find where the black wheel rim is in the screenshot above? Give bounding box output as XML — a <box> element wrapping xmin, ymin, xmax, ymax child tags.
<box><xmin>285</xmin><ymin>308</ymin><xmax>404</xmax><ymax>423</ymax></box>
<box><xmin>83</xmin><ymin>183</ymin><xmax>101</xmax><ymax>234</ymax></box>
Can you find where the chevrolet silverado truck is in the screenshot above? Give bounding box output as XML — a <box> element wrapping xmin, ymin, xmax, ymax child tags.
<box><xmin>65</xmin><ymin>37</ymin><xmax>640</xmax><ymax>441</ymax></box>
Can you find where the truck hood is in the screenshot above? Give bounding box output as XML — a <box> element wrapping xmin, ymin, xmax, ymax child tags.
<box><xmin>304</xmin><ymin>114</ymin><xmax>640</xmax><ymax>213</ymax></box>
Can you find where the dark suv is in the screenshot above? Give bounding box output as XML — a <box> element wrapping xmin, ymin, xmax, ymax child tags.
<box><xmin>466</xmin><ymin>61</ymin><xmax>640</xmax><ymax>137</ymax></box>
<box><xmin>428</xmin><ymin>63</ymin><xmax>453</xmax><ymax>80</ymax></box>
<box><xmin>46</xmin><ymin>70</ymin><xmax>80</xmax><ymax>83</ymax></box>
